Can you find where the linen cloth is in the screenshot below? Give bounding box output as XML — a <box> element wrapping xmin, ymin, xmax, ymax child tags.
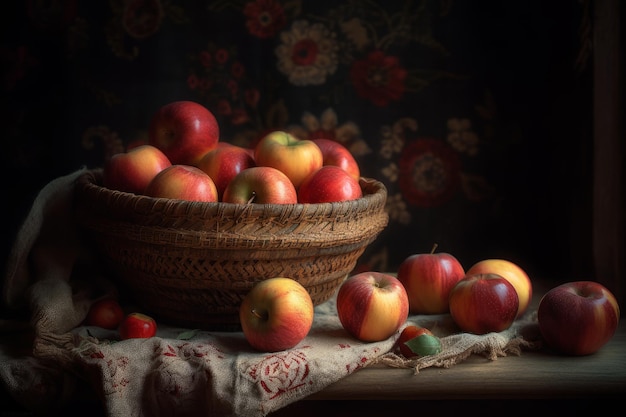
<box><xmin>0</xmin><ymin>169</ymin><xmax>540</xmax><ymax>416</ymax></box>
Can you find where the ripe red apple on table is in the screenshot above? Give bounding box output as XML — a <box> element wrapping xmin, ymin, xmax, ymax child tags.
<box><xmin>196</xmin><ymin>144</ymin><xmax>257</xmax><ymax>200</ymax></box>
<box><xmin>103</xmin><ymin>144</ymin><xmax>172</xmax><ymax>194</ymax></box>
<box><xmin>537</xmin><ymin>281</ymin><xmax>620</xmax><ymax>356</ymax></box>
<box><xmin>119</xmin><ymin>312</ymin><xmax>157</xmax><ymax>340</ymax></box>
<box><xmin>448</xmin><ymin>273</ymin><xmax>519</xmax><ymax>335</ymax></box>
<box><xmin>85</xmin><ymin>298</ymin><xmax>125</xmax><ymax>330</ymax></box>
<box><xmin>336</xmin><ymin>272</ymin><xmax>409</xmax><ymax>342</ymax></box>
<box><xmin>297</xmin><ymin>166</ymin><xmax>362</xmax><ymax>203</ymax></box>
<box><xmin>312</xmin><ymin>138</ymin><xmax>360</xmax><ymax>181</ymax></box>
<box><xmin>466</xmin><ymin>259</ymin><xmax>532</xmax><ymax>318</ymax></box>
<box><xmin>254</xmin><ymin>130</ymin><xmax>323</xmax><ymax>189</ymax></box>
<box><xmin>239</xmin><ymin>277</ymin><xmax>315</xmax><ymax>352</ymax></box>
<box><xmin>396</xmin><ymin>244</ymin><xmax>465</xmax><ymax>314</ymax></box>
<box><xmin>148</xmin><ymin>100</ymin><xmax>220</xmax><ymax>166</ymax></box>
<box><xmin>222</xmin><ymin>166</ymin><xmax>298</xmax><ymax>204</ymax></box>
<box><xmin>144</xmin><ymin>164</ymin><xmax>219</xmax><ymax>202</ymax></box>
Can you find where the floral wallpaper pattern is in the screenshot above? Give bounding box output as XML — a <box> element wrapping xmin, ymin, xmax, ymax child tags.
<box><xmin>1</xmin><ymin>0</ymin><xmax>588</xmax><ymax>280</ymax></box>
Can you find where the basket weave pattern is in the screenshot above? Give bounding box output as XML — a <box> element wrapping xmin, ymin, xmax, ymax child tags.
<box><xmin>74</xmin><ymin>169</ymin><xmax>388</xmax><ymax>329</ymax></box>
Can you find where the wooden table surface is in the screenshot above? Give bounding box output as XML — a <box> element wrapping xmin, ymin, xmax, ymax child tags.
<box><xmin>269</xmin><ymin>309</ymin><xmax>625</xmax><ymax>416</ymax></box>
<box><xmin>308</xmin><ymin>321</ymin><xmax>626</xmax><ymax>401</ymax></box>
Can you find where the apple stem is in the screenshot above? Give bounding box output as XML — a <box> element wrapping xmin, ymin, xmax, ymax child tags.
<box><xmin>251</xmin><ymin>309</ymin><xmax>267</xmax><ymax>320</ymax></box>
<box><xmin>430</xmin><ymin>243</ymin><xmax>438</xmax><ymax>254</ymax></box>
<box><xmin>247</xmin><ymin>192</ymin><xmax>256</xmax><ymax>204</ymax></box>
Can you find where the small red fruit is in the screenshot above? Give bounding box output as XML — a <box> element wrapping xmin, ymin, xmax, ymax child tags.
<box><xmin>119</xmin><ymin>312</ymin><xmax>157</xmax><ymax>340</ymax></box>
<box><xmin>396</xmin><ymin>325</ymin><xmax>433</xmax><ymax>358</ymax></box>
<box><xmin>85</xmin><ymin>298</ymin><xmax>125</xmax><ymax>330</ymax></box>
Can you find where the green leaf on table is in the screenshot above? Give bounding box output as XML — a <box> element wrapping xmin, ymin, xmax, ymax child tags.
<box><xmin>177</xmin><ymin>329</ymin><xmax>200</xmax><ymax>340</ymax></box>
<box><xmin>405</xmin><ymin>334</ymin><xmax>442</xmax><ymax>356</ymax></box>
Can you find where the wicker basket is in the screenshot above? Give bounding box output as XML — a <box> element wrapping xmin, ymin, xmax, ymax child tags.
<box><xmin>74</xmin><ymin>169</ymin><xmax>388</xmax><ymax>330</ymax></box>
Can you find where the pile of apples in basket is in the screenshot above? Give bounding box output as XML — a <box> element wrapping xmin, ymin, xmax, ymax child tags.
<box><xmin>88</xmin><ymin>100</ymin><xmax>620</xmax><ymax>357</ymax></box>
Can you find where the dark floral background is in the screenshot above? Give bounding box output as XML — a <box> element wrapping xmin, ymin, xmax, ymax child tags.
<box><xmin>1</xmin><ymin>0</ymin><xmax>592</xmax><ymax>292</ymax></box>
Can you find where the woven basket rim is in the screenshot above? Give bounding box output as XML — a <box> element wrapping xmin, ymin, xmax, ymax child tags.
<box><xmin>74</xmin><ymin>168</ymin><xmax>387</xmax><ymax>222</ymax></box>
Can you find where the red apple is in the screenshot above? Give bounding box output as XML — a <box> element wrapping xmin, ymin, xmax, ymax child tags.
<box><xmin>254</xmin><ymin>130</ymin><xmax>323</xmax><ymax>188</ymax></box>
<box><xmin>297</xmin><ymin>166</ymin><xmax>362</xmax><ymax>204</ymax></box>
<box><xmin>239</xmin><ymin>277</ymin><xmax>314</xmax><ymax>352</ymax></box>
<box><xmin>103</xmin><ymin>144</ymin><xmax>172</xmax><ymax>194</ymax></box>
<box><xmin>396</xmin><ymin>325</ymin><xmax>440</xmax><ymax>358</ymax></box>
<box><xmin>336</xmin><ymin>272</ymin><xmax>409</xmax><ymax>342</ymax></box>
<box><xmin>144</xmin><ymin>164</ymin><xmax>218</xmax><ymax>202</ymax></box>
<box><xmin>537</xmin><ymin>281</ymin><xmax>620</xmax><ymax>356</ymax></box>
<box><xmin>396</xmin><ymin>244</ymin><xmax>466</xmax><ymax>314</ymax></box>
<box><xmin>148</xmin><ymin>100</ymin><xmax>220</xmax><ymax>166</ymax></box>
<box><xmin>119</xmin><ymin>312</ymin><xmax>157</xmax><ymax>340</ymax></box>
<box><xmin>466</xmin><ymin>259</ymin><xmax>532</xmax><ymax>318</ymax></box>
<box><xmin>85</xmin><ymin>298</ymin><xmax>125</xmax><ymax>330</ymax></box>
<box><xmin>448</xmin><ymin>273</ymin><xmax>519</xmax><ymax>335</ymax></box>
<box><xmin>196</xmin><ymin>144</ymin><xmax>257</xmax><ymax>200</ymax></box>
<box><xmin>312</xmin><ymin>138</ymin><xmax>360</xmax><ymax>181</ymax></box>
<box><xmin>222</xmin><ymin>166</ymin><xmax>297</xmax><ymax>204</ymax></box>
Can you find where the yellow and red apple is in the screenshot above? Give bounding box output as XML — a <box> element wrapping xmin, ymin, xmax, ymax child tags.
<box><xmin>103</xmin><ymin>144</ymin><xmax>171</xmax><ymax>194</ymax></box>
<box><xmin>466</xmin><ymin>259</ymin><xmax>532</xmax><ymax>318</ymax></box>
<box><xmin>254</xmin><ymin>131</ymin><xmax>323</xmax><ymax>189</ymax></box>
<box><xmin>336</xmin><ymin>272</ymin><xmax>409</xmax><ymax>342</ymax></box>
<box><xmin>196</xmin><ymin>144</ymin><xmax>256</xmax><ymax>200</ymax></box>
<box><xmin>145</xmin><ymin>164</ymin><xmax>218</xmax><ymax>202</ymax></box>
<box><xmin>448</xmin><ymin>273</ymin><xmax>519</xmax><ymax>335</ymax></box>
<box><xmin>312</xmin><ymin>138</ymin><xmax>360</xmax><ymax>181</ymax></box>
<box><xmin>222</xmin><ymin>166</ymin><xmax>297</xmax><ymax>204</ymax></box>
<box><xmin>538</xmin><ymin>281</ymin><xmax>620</xmax><ymax>355</ymax></box>
<box><xmin>239</xmin><ymin>277</ymin><xmax>314</xmax><ymax>352</ymax></box>
<box><xmin>297</xmin><ymin>166</ymin><xmax>362</xmax><ymax>203</ymax></box>
<box><xmin>397</xmin><ymin>247</ymin><xmax>465</xmax><ymax>314</ymax></box>
<box><xmin>148</xmin><ymin>100</ymin><xmax>220</xmax><ymax>166</ymax></box>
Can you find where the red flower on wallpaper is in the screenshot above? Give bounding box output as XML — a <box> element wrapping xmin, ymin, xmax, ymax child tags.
<box><xmin>398</xmin><ymin>138</ymin><xmax>461</xmax><ymax>207</ymax></box>
<box><xmin>244</xmin><ymin>0</ymin><xmax>287</xmax><ymax>39</ymax></box>
<box><xmin>121</xmin><ymin>0</ymin><xmax>164</xmax><ymax>40</ymax></box>
<box><xmin>350</xmin><ymin>50</ymin><xmax>407</xmax><ymax>107</ymax></box>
